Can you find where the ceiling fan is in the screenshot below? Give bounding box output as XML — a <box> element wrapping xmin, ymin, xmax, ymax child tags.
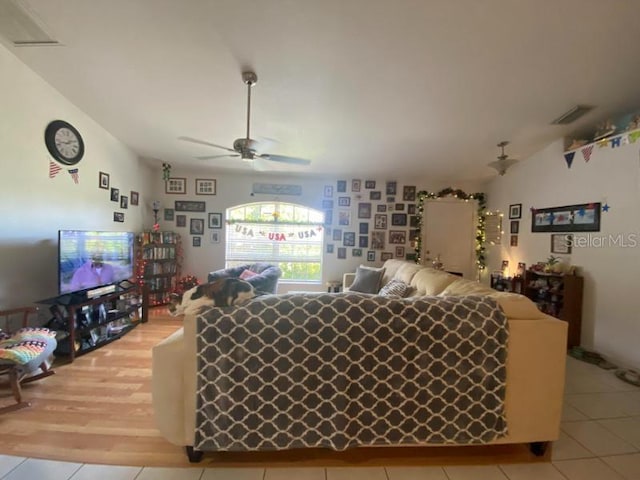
<box><xmin>178</xmin><ymin>71</ymin><xmax>311</xmax><ymax>170</ymax></box>
<box><xmin>488</xmin><ymin>141</ymin><xmax>518</xmax><ymax>176</ymax></box>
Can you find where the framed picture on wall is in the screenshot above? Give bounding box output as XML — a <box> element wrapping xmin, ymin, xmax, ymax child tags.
<box><xmin>165</xmin><ymin>177</ymin><xmax>186</xmax><ymax>194</ymax></box>
<box><xmin>130</xmin><ymin>191</ymin><xmax>139</xmax><ymax>206</ymax></box>
<box><xmin>99</xmin><ymin>172</ymin><xmax>109</xmax><ymax>189</ymax></box>
<box><xmin>551</xmin><ymin>234</ymin><xmax>573</xmax><ymax>254</ymax></box>
<box><xmin>208</xmin><ymin>213</ymin><xmax>223</xmax><ymax>229</ymax></box>
<box><xmin>509</xmin><ymin>203</ymin><xmax>522</xmax><ymax>219</ymax></box>
<box><xmin>190</xmin><ymin>218</ymin><xmax>204</xmax><ymax>235</ymax></box>
<box><xmin>176</xmin><ymin>214</ymin><xmax>186</xmax><ymax>227</ymax></box>
<box><xmin>195</xmin><ymin>178</ymin><xmax>216</xmax><ymax>195</ymax></box>
<box><xmin>532</xmin><ymin>203</ymin><xmax>601</xmax><ymax>232</ymax></box>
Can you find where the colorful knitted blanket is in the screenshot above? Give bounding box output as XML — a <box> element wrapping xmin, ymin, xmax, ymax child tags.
<box><xmin>0</xmin><ymin>328</ymin><xmax>56</xmax><ymax>365</ymax></box>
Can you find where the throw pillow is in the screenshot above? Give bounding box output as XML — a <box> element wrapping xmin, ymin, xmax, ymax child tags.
<box><xmin>349</xmin><ymin>266</ymin><xmax>385</xmax><ymax>294</ymax></box>
<box><xmin>239</xmin><ymin>269</ymin><xmax>258</xmax><ymax>280</ymax></box>
<box><xmin>378</xmin><ymin>279</ymin><xmax>410</xmax><ymax>297</ymax></box>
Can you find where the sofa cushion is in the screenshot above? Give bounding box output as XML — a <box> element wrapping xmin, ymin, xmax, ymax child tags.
<box><xmin>489</xmin><ymin>292</ymin><xmax>549</xmax><ymax>320</ymax></box>
<box><xmin>440</xmin><ymin>278</ymin><xmax>495</xmax><ymax>296</ymax></box>
<box><xmin>349</xmin><ymin>266</ymin><xmax>386</xmax><ymax>293</ymax></box>
<box><xmin>410</xmin><ymin>268</ymin><xmax>459</xmax><ymax>295</ymax></box>
<box><xmin>239</xmin><ymin>269</ymin><xmax>258</xmax><ymax>280</ymax></box>
<box><xmin>378</xmin><ymin>279</ymin><xmax>410</xmax><ymax>297</ymax></box>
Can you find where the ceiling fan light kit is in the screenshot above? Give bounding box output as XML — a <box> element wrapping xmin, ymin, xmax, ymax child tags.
<box><xmin>488</xmin><ymin>140</ymin><xmax>518</xmax><ymax>176</ymax></box>
<box><xmin>179</xmin><ymin>71</ymin><xmax>311</xmax><ymax>170</ymax></box>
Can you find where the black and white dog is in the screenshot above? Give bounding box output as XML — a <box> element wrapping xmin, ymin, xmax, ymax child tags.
<box><xmin>168</xmin><ymin>278</ymin><xmax>255</xmax><ymax>316</ymax></box>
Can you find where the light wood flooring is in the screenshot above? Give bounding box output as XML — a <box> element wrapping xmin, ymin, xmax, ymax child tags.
<box><xmin>0</xmin><ymin>308</ymin><xmax>543</xmax><ymax>467</ymax></box>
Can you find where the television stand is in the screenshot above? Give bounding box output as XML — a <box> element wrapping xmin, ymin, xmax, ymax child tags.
<box><xmin>37</xmin><ymin>283</ymin><xmax>147</xmax><ymax>362</ymax></box>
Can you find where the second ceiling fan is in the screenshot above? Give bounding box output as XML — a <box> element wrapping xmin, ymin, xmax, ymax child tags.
<box><xmin>179</xmin><ymin>71</ymin><xmax>311</xmax><ymax>170</ymax></box>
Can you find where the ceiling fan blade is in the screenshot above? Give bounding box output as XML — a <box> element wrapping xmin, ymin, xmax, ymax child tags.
<box><xmin>178</xmin><ymin>136</ymin><xmax>237</xmax><ymax>153</ymax></box>
<box><xmin>196</xmin><ymin>154</ymin><xmax>240</xmax><ymax>160</ymax></box>
<box><xmin>258</xmin><ymin>153</ymin><xmax>311</xmax><ymax>166</ymax></box>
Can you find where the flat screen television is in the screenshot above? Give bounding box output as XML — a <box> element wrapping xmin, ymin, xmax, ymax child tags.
<box><xmin>58</xmin><ymin>230</ymin><xmax>135</xmax><ymax>295</ymax></box>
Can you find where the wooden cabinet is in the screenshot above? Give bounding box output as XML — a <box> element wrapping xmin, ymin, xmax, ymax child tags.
<box><xmin>524</xmin><ymin>270</ymin><xmax>583</xmax><ymax>348</ymax></box>
<box><xmin>38</xmin><ymin>283</ymin><xmax>145</xmax><ymax>362</ymax></box>
<box><xmin>137</xmin><ymin>231</ymin><xmax>181</xmax><ymax>306</ymax></box>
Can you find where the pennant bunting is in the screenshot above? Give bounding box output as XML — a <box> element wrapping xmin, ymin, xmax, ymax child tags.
<box><xmin>629</xmin><ymin>131</ymin><xmax>640</xmax><ymax>143</ymax></box>
<box><xmin>581</xmin><ymin>145</ymin><xmax>594</xmax><ymax>162</ymax></box>
<box><xmin>68</xmin><ymin>168</ymin><xmax>79</xmax><ymax>184</ymax></box>
<box><xmin>564</xmin><ymin>152</ymin><xmax>575</xmax><ymax>169</ymax></box>
<box><xmin>597</xmin><ymin>139</ymin><xmax>609</xmax><ymax>148</ymax></box>
<box><xmin>49</xmin><ymin>161</ymin><xmax>62</xmax><ymax>178</ymax></box>
<box><xmin>610</xmin><ymin>136</ymin><xmax>622</xmax><ymax>148</ymax></box>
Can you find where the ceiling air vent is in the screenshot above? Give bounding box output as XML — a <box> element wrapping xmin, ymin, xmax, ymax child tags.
<box><xmin>551</xmin><ymin>105</ymin><xmax>594</xmax><ymax>125</ymax></box>
<box><xmin>0</xmin><ymin>0</ymin><xmax>60</xmax><ymax>46</ymax></box>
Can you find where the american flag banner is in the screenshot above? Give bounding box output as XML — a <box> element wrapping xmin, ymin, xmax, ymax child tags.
<box><xmin>581</xmin><ymin>145</ymin><xmax>594</xmax><ymax>162</ymax></box>
<box><xmin>68</xmin><ymin>168</ymin><xmax>79</xmax><ymax>184</ymax></box>
<box><xmin>49</xmin><ymin>160</ymin><xmax>62</xmax><ymax>178</ymax></box>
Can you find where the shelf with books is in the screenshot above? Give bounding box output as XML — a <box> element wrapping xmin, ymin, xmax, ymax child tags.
<box><xmin>136</xmin><ymin>231</ymin><xmax>182</xmax><ymax>306</ymax></box>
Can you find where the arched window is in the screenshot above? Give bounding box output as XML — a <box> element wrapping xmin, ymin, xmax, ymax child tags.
<box><xmin>226</xmin><ymin>202</ymin><xmax>324</xmax><ymax>283</ymax></box>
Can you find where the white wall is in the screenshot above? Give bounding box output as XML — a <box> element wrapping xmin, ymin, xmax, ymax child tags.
<box><xmin>484</xmin><ymin>137</ymin><xmax>640</xmax><ymax>368</ymax></box>
<box><xmin>0</xmin><ymin>44</ymin><xmax>151</xmax><ymax>307</ymax></box>
<box><xmin>148</xmin><ymin>168</ymin><xmax>483</xmax><ymax>292</ymax></box>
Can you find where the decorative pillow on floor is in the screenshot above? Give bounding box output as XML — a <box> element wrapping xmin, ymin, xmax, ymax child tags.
<box><xmin>348</xmin><ymin>266</ymin><xmax>385</xmax><ymax>294</ymax></box>
<box><xmin>378</xmin><ymin>279</ymin><xmax>410</xmax><ymax>297</ymax></box>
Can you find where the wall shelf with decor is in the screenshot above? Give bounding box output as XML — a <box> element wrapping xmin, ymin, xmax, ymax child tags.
<box><xmin>524</xmin><ymin>270</ymin><xmax>583</xmax><ymax>349</ymax></box>
<box><xmin>136</xmin><ymin>231</ymin><xmax>182</xmax><ymax>306</ymax></box>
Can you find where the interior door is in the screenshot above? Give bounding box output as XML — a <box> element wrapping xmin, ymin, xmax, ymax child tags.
<box><xmin>421</xmin><ymin>198</ymin><xmax>476</xmax><ymax>278</ymax></box>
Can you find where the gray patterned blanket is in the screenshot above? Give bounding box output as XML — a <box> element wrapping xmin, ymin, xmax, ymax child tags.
<box><xmin>195</xmin><ymin>293</ymin><xmax>508</xmax><ymax>452</ymax></box>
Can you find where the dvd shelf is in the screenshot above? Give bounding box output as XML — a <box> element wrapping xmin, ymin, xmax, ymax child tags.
<box><xmin>38</xmin><ymin>283</ymin><xmax>145</xmax><ymax>362</ymax></box>
<box><xmin>137</xmin><ymin>231</ymin><xmax>181</xmax><ymax>306</ymax></box>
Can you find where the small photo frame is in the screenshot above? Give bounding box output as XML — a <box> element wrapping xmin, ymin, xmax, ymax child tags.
<box><xmin>352</xmin><ymin>248</ymin><xmax>363</xmax><ymax>257</ymax></box>
<box><xmin>110</xmin><ymin>187</ymin><xmax>119</xmax><ymax>202</ymax></box>
<box><xmin>391</xmin><ymin>213</ymin><xmax>408</xmax><ymax>226</ymax></box>
<box><xmin>324</xmin><ymin>210</ymin><xmax>333</xmax><ymax>225</ymax></box>
<box><xmin>190</xmin><ymin>218</ymin><xmax>205</xmax><ymax>235</ymax></box>
<box><xmin>357</xmin><ymin>202</ymin><xmax>372</xmax><ymax>219</ymax></box>
<box><xmin>395</xmin><ymin>203</ymin><xmax>405</xmax><ymax>211</ymax></box>
<box><xmin>510</xmin><ymin>220</ymin><xmax>519</xmax><ymax>234</ymax></box>
<box><xmin>113</xmin><ymin>212</ymin><xmax>124</xmax><ymax>222</ymax></box>
<box><xmin>166</xmin><ymin>177</ymin><xmax>186</xmax><ymax>194</ymax></box>
<box><xmin>326</xmin><ymin>244</ymin><xmax>334</xmax><ymax>254</ymax></box>
<box><xmin>195</xmin><ymin>178</ymin><xmax>216</xmax><ymax>195</ymax></box>
<box><xmin>367</xmin><ymin>250</ymin><xmax>376</xmax><ymax>262</ymax></box>
<box><xmin>359</xmin><ymin>223</ymin><xmax>369</xmax><ymax>234</ymax></box>
<box><xmin>332</xmin><ymin>229</ymin><xmax>343</xmax><ymax>241</ymax></box>
<box><xmin>337</xmin><ymin>247</ymin><xmax>347</xmax><ymax>259</ymax></box>
<box><xmin>322</xmin><ymin>199</ymin><xmax>334</xmax><ymax>209</ymax></box>
<box><xmin>407</xmin><ymin>204</ymin><xmax>416</xmax><ymax>215</ymax></box>
<box><xmin>351</xmin><ymin>179</ymin><xmax>361</xmax><ymax>192</ymax></box>
<box><xmin>364</xmin><ymin>180</ymin><xmax>376</xmax><ymax>189</ymax></box>
<box><xmin>130</xmin><ymin>191</ymin><xmax>139</xmax><ymax>206</ymax></box>
<box><xmin>211</xmin><ymin>231</ymin><xmax>220</xmax><ymax>244</ymax></box>
<box><xmin>551</xmin><ymin>234</ymin><xmax>573</xmax><ymax>254</ymax></box>
<box><xmin>164</xmin><ymin>208</ymin><xmax>174</xmax><ymax>221</ymax></box>
<box><xmin>510</xmin><ymin>235</ymin><xmax>519</xmax><ymax>247</ymax></box>
<box><xmin>120</xmin><ymin>195</ymin><xmax>128</xmax><ymax>209</ymax></box>
<box><xmin>381</xmin><ymin>252</ymin><xmax>393</xmax><ymax>261</ymax></box>
<box><xmin>389</xmin><ymin>230</ymin><xmax>406</xmax><ymax>244</ymax></box>
<box><xmin>99</xmin><ymin>172</ymin><xmax>109</xmax><ymax>189</ymax></box>
<box><xmin>516</xmin><ymin>262</ymin><xmax>526</xmax><ymax>277</ymax></box>
<box><xmin>374</xmin><ymin>214</ymin><xmax>387</xmax><ymax>229</ymax></box>
<box><xmin>324</xmin><ymin>185</ymin><xmax>334</xmax><ymax>198</ymax></box>
<box><xmin>338</xmin><ymin>210</ymin><xmax>351</xmax><ymax>226</ymax></box>
<box><xmin>343</xmin><ymin>232</ymin><xmax>356</xmax><ymax>247</ymax></box>
<box><xmin>509</xmin><ymin>203</ymin><xmax>522</xmax><ymax>219</ymax></box>
<box><xmin>338</xmin><ymin>196</ymin><xmax>351</xmax><ymax>207</ymax></box>
<box><xmin>395</xmin><ymin>246</ymin><xmax>405</xmax><ymax>257</ymax></box>
<box><xmin>193</xmin><ymin>236</ymin><xmax>201</xmax><ymax>247</ymax></box>
<box><xmin>359</xmin><ymin>236</ymin><xmax>368</xmax><ymax>248</ymax></box>
<box><xmin>176</xmin><ymin>214</ymin><xmax>186</xmax><ymax>227</ymax></box>
<box><xmin>337</xmin><ymin>180</ymin><xmax>347</xmax><ymax>193</ymax></box>
<box><xmin>377</xmin><ymin>204</ymin><xmax>387</xmax><ymax>212</ymax></box>
<box><xmin>208</xmin><ymin>213</ymin><xmax>223</xmax><ymax>229</ymax></box>
<box><xmin>370</xmin><ymin>191</ymin><xmax>381</xmax><ymax>200</ymax></box>
<box><xmin>403</xmin><ymin>186</ymin><xmax>416</xmax><ymax>201</ymax></box>
<box><xmin>386</xmin><ymin>181</ymin><xmax>397</xmax><ymax>195</ymax></box>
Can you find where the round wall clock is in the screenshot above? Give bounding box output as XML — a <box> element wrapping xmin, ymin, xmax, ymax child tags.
<box><xmin>44</xmin><ymin>120</ymin><xmax>85</xmax><ymax>165</ymax></box>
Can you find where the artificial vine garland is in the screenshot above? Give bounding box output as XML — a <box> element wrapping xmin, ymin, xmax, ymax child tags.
<box><xmin>414</xmin><ymin>188</ymin><xmax>487</xmax><ymax>271</ymax></box>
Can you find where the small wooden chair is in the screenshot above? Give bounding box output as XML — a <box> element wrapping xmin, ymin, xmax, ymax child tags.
<box><xmin>0</xmin><ymin>307</ymin><xmax>56</xmax><ymax>414</ymax></box>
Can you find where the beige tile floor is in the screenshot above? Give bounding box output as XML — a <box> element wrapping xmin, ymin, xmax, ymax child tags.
<box><xmin>1</xmin><ymin>356</ymin><xmax>639</xmax><ymax>480</ymax></box>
